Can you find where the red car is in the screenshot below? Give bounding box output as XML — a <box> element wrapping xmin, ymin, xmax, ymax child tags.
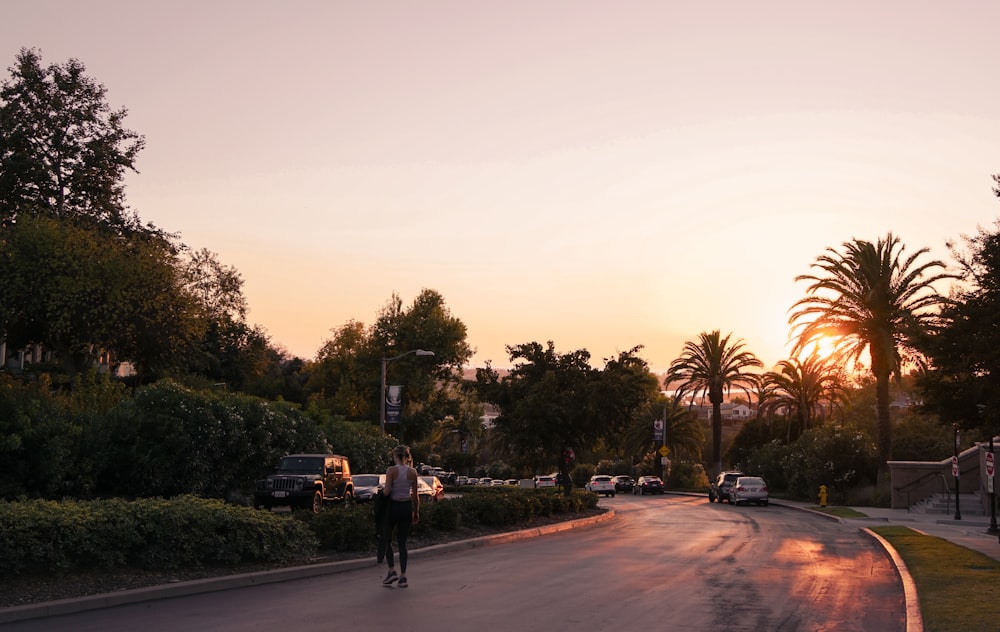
<box><xmin>633</xmin><ymin>476</ymin><xmax>664</xmax><ymax>495</ymax></box>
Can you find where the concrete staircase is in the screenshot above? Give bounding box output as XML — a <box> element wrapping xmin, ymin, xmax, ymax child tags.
<box><xmin>910</xmin><ymin>492</ymin><xmax>985</xmax><ymax>516</ymax></box>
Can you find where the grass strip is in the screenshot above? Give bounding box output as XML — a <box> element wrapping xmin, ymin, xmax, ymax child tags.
<box><xmin>871</xmin><ymin>526</ymin><xmax>1000</xmax><ymax>632</ymax></box>
<box><xmin>808</xmin><ymin>506</ymin><xmax>869</xmax><ymax>518</ymax></box>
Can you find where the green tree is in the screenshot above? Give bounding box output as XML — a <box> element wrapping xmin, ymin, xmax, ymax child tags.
<box><xmin>369</xmin><ymin>289</ymin><xmax>473</xmax><ymax>442</ymax></box>
<box><xmin>592</xmin><ymin>346</ymin><xmax>661</xmax><ymax>457</ymax></box>
<box><xmin>477</xmin><ymin>341</ymin><xmax>599</xmax><ymax>474</ymax></box>
<box><xmin>667</xmin><ymin>330</ymin><xmax>762</xmax><ymax>474</ymax></box>
<box><xmin>0</xmin><ymin>215</ymin><xmax>201</xmax><ymax>378</ymax></box>
<box><xmin>0</xmin><ymin>48</ymin><xmax>144</xmax><ymax>233</ymax></box>
<box><xmin>758</xmin><ymin>354</ymin><xmax>848</xmax><ymax>442</ymax></box>
<box><xmin>790</xmin><ymin>233</ymin><xmax>952</xmax><ymax>466</ymax></box>
<box><xmin>918</xmin><ymin>211</ymin><xmax>1000</xmax><ymax>437</ymax></box>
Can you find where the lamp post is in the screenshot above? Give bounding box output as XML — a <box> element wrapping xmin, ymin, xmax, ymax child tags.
<box><xmin>954</xmin><ymin>423</ymin><xmax>962</xmax><ymax>521</ymax></box>
<box><xmin>380</xmin><ymin>349</ymin><xmax>435</xmax><ymax>435</ymax></box>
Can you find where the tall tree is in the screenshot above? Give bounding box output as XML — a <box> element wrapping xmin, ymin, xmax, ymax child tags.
<box><xmin>918</xmin><ymin>209</ymin><xmax>1000</xmax><ymax>435</ymax></box>
<box><xmin>477</xmin><ymin>341</ymin><xmax>599</xmax><ymax>474</ymax></box>
<box><xmin>666</xmin><ymin>330</ymin><xmax>761</xmax><ymax>474</ymax></box>
<box><xmin>369</xmin><ymin>289</ymin><xmax>473</xmax><ymax>442</ymax></box>
<box><xmin>0</xmin><ymin>215</ymin><xmax>200</xmax><ymax>378</ymax></box>
<box><xmin>0</xmin><ymin>48</ymin><xmax>145</xmax><ymax>233</ymax></box>
<box><xmin>789</xmin><ymin>233</ymin><xmax>952</xmax><ymax>466</ymax></box>
<box><xmin>758</xmin><ymin>354</ymin><xmax>848</xmax><ymax>442</ymax></box>
<box><xmin>592</xmin><ymin>346</ymin><xmax>661</xmax><ymax>457</ymax></box>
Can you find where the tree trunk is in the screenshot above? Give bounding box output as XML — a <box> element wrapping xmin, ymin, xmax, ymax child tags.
<box><xmin>875</xmin><ymin>371</ymin><xmax>892</xmax><ymax>466</ymax></box>
<box><xmin>712</xmin><ymin>402</ymin><xmax>722</xmax><ymax>475</ymax></box>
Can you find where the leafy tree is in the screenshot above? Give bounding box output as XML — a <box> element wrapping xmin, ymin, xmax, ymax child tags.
<box><xmin>758</xmin><ymin>354</ymin><xmax>849</xmax><ymax>442</ymax></box>
<box><xmin>477</xmin><ymin>341</ymin><xmax>599</xmax><ymax>474</ymax></box>
<box><xmin>592</xmin><ymin>346</ymin><xmax>661</xmax><ymax>457</ymax></box>
<box><xmin>0</xmin><ymin>48</ymin><xmax>145</xmax><ymax>233</ymax></box>
<box><xmin>667</xmin><ymin>330</ymin><xmax>762</xmax><ymax>474</ymax></box>
<box><xmin>0</xmin><ymin>215</ymin><xmax>201</xmax><ymax>378</ymax></box>
<box><xmin>790</xmin><ymin>233</ymin><xmax>952</xmax><ymax>466</ymax></box>
<box><xmin>918</xmin><ymin>211</ymin><xmax>1000</xmax><ymax>437</ymax></box>
<box><xmin>307</xmin><ymin>320</ymin><xmax>376</xmax><ymax>417</ymax></box>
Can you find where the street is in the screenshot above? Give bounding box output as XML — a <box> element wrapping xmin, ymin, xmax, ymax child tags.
<box><xmin>6</xmin><ymin>494</ymin><xmax>904</xmax><ymax>631</ymax></box>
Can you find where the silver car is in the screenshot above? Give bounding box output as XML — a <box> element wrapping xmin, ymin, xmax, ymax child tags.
<box><xmin>728</xmin><ymin>476</ymin><xmax>769</xmax><ymax>506</ymax></box>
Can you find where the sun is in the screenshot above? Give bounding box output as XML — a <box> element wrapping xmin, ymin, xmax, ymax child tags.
<box><xmin>798</xmin><ymin>335</ymin><xmax>838</xmax><ymax>362</ymax></box>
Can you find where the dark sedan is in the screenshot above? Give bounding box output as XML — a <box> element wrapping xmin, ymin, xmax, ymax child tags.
<box><xmin>612</xmin><ymin>475</ymin><xmax>634</xmax><ymax>493</ymax></box>
<box><xmin>633</xmin><ymin>476</ymin><xmax>664</xmax><ymax>495</ymax></box>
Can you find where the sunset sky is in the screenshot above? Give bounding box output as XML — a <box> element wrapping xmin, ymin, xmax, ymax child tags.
<box><xmin>4</xmin><ymin>2</ymin><xmax>999</xmax><ymax>372</ymax></box>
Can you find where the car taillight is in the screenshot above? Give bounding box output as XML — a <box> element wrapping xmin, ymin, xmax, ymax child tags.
<box><xmin>761</xmin><ymin>485</ymin><xmax>768</xmax><ymax>492</ymax></box>
<box><xmin>735</xmin><ymin>486</ymin><xmax>744</xmax><ymax>492</ymax></box>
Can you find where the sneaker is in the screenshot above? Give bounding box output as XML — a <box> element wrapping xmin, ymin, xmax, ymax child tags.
<box><xmin>382</xmin><ymin>570</ymin><xmax>398</xmax><ymax>586</ymax></box>
<box><xmin>398</xmin><ymin>576</ymin><xmax>408</xmax><ymax>588</ymax></box>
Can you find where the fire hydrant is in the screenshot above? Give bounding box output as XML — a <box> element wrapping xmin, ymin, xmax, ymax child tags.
<box><xmin>819</xmin><ymin>485</ymin><xmax>828</xmax><ymax>508</ymax></box>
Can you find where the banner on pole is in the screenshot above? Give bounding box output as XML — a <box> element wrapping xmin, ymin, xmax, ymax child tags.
<box><xmin>385</xmin><ymin>385</ymin><xmax>403</xmax><ymax>424</ymax></box>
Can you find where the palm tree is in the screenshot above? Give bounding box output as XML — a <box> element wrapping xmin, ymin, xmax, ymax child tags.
<box><xmin>667</xmin><ymin>330</ymin><xmax>762</xmax><ymax>474</ymax></box>
<box><xmin>625</xmin><ymin>395</ymin><xmax>704</xmax><ymax>464</ymax></box>
<box><xmin>789</xmin><ymin>233</ymin><xmax>952</xmax><ymax>466</ymax></box>
<box><xmin>758</xmin><ymin>354</ymin><xmax>848</xmax><ymax>442</ymax></box>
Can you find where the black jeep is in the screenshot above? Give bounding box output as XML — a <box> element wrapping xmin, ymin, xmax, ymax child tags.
<box><xmin>253</xmin><ymin>453</ymin><xmax>353</xmax><ymax>512</ymax></box>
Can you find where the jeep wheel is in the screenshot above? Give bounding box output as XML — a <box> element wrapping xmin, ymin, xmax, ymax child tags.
<box><xmin>311</xmin><ymin>490</ymin><xmax>323</xmax><ymax>513</ymax></box>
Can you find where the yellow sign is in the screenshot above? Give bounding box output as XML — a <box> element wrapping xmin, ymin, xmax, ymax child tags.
<box><xmin>658</xmin><ymin>446</ymin><xmax>670</xmax><ymax>457</ymax></box>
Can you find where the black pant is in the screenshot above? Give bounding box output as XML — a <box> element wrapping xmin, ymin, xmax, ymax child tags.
<box><xmin>378</xmin><ymin>499</ymin><xmax>413</xmax><ymax>573</ymax></box>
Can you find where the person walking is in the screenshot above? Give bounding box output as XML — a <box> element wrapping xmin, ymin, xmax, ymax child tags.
<box><xmin>378</xmin><ymin>444</ymin><xmax>420</xmax><ymax>588</ymax></box>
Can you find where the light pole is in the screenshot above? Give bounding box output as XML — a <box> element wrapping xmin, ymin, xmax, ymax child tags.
<box><xmin>954</xmin><ymin>423</ymin><xmax>962</xmax><ymax>521</ymax></box>
<box><xmin>380</xmin><ymin>349</ymin><xmax>435</xmax><ymax>435</ymax></box>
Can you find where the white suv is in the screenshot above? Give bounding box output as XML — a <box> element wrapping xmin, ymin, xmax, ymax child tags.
<box><xmin>585</xmin><ymin>475</ymin><xmax>616</xmax><ymax>497</ymax></box>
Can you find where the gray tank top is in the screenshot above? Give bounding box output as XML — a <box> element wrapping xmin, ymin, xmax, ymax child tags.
<box><xmin>389</xmin><ymin>464</ymin><xmax>413</xmax><ymax>501</ymax></box>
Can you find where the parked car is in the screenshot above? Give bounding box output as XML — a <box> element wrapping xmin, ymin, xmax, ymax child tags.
<box><xmin>352</xmin><ymin>473</ymin><xmax>385</xmax><ymax>502</ymax></box>
<box><xmin>253</xmin><ymin>453</ymin><xmax>353</xmax><ymax>513</ymax></box>
<box><xmin>534</xmin><ymin>475</ymin><xmax>557</xmax><ymax>488</ymax></box>
<box><xmin>728</xmin><ymin>476</ymin><xmax>769</xmax><ymax>506</ymax></box>
<box><xmin>490</xmin><ymin>479</ymin><xmax>506</xmax><ymax>487</ymax></box>
<box><xmin>454</xmin><ymin>475</ymin><xmax>469</xmax><ymax>486</ymax></box>
<box><xmin>612</xmin><ymin>475</ymin><xmax>634</xmax><ymax>493</ymax></box>
<box><xmin>418</xmin><ymin>475</ymin><xmax>445</xmax><ymax>502</ymax></box>
<box><xmin>709</xmin><ymin>470</ymin><xmax>744</xmax><ymax>504</ymax></box>
<box><xmin>633</xmin><ymin>476</ymin><xmax>664</xmax><ymax>495</ymax></box>
<box><xmin>585</xmin><ymin>475</ymin><xmax>616</xmax><ymax>497</ymax></box>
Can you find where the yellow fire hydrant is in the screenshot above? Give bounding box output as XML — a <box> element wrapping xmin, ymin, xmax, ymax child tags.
<box><xmin>819</xmin><ymin>485</ymin><xmax>828</xmax><ymax>508</ymax></box>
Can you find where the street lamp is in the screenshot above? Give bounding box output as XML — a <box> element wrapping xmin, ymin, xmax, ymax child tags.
<box><xmin>954</xmin><ymin>423</ymin><xmax>962</xmax><ymax>521</ymax></box>
<box><xmin>380</xmin><ymin>349</ymin><xmax>435</xmax><ymax>435</ymax></box>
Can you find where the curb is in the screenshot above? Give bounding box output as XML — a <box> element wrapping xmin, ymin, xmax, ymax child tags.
<box><xmin>0</xmin><ymin>510</ymin><xmax>614</xmax><ymax>625</ymax></box>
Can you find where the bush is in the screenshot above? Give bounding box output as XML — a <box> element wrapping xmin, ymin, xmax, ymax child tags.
<box><xmin>667</xmin><ymin>461</ymin><xmax>709</xmax><ymax>490</ymax></box>
<box><xmin>0</xmin><ymin>496</ymin><xmax>317</xmax><ymax>576</ymax></box>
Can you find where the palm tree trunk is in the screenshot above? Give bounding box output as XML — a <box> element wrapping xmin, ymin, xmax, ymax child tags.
<box><xmin>876</xmin><ymin>372</ymin><xmax>892</xmax><ymax>465</ymax></box>
<box><xmin>712</xmin><ymin>402</ymin><xmax>722</xmax><ymax>474</ymax></box>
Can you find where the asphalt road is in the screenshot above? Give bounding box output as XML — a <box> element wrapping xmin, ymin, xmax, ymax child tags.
<box><xmin>5</xmin><ymin>494</ymin><xmax>905</xmax><ymax>632</ymax></box>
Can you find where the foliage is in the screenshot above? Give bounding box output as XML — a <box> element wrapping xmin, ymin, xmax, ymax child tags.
<box><xmin>0</xmin><ymin>496</ymin><xmax>316</xmax><ymax>576</ymax></box>
<box><xmin>780</xmin><ymin>425</ymin><xmax>878</xmax><ymax>500</ymax></box>
<box><xmin>667</xmin><ymin>330</ymin><xmax>762</xmax><ymax>473</ymax></box>
<box><xmin>892</xmin><ymin>412</ymin><xmax>956</xmax><ymax>461</ymax></box>
<box><xmin>0</xmin><ymin>373</ymin><xmax>78</xmax><ymax>498</ymax></box>
<box><xmin>790</xmin><ymin>233</ymin><xmax>953</xmax><ymax>465</ymax></box>
<box><xmin>0</xmin><ymin>48</ymin><xmax>145</xmax><ymax>232</ymax></box>
<box><xmin>306</xmin><ymin>290</ymin><xmax>473</xmax><ymax>443</ymax></box>
<box><xmin>0</xmin><ymin>215</ymin><xmax>202</xmax><ymax>378</ymax></box>
<box><xmin>96</xmin><ymin>380</ymin><xmax>328</xmax><ymax>498</ymax></box>
<box><xmin>758</xmin><ymin>354</ymin><xmax>849</xmax><ymax>441</ymax></box>
<box><xmin>918</xmin><ymin>212</ymin><xmax>1000</xmax><ymax>436</ymax></box>
<box><xmin>666</xmin><ymin>461</ymin><xmax>710</xmax><ymax>490</ymax></box>
<box><xmin>478</xmin><ymin>342</ymin><xmax>660</xmax><ymax>476</ymax></box>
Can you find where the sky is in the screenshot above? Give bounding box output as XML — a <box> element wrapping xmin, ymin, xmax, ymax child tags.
<box><xmin>4</xmin><ymin>1</ymin><xmax>999</xmax><ymax>372</ymax></box>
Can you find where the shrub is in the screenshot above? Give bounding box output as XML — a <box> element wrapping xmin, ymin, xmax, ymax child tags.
<box><xmin>0</xmin><ymin>496</ymin><xmax>317</xmax><ymax>576</ymax></box>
